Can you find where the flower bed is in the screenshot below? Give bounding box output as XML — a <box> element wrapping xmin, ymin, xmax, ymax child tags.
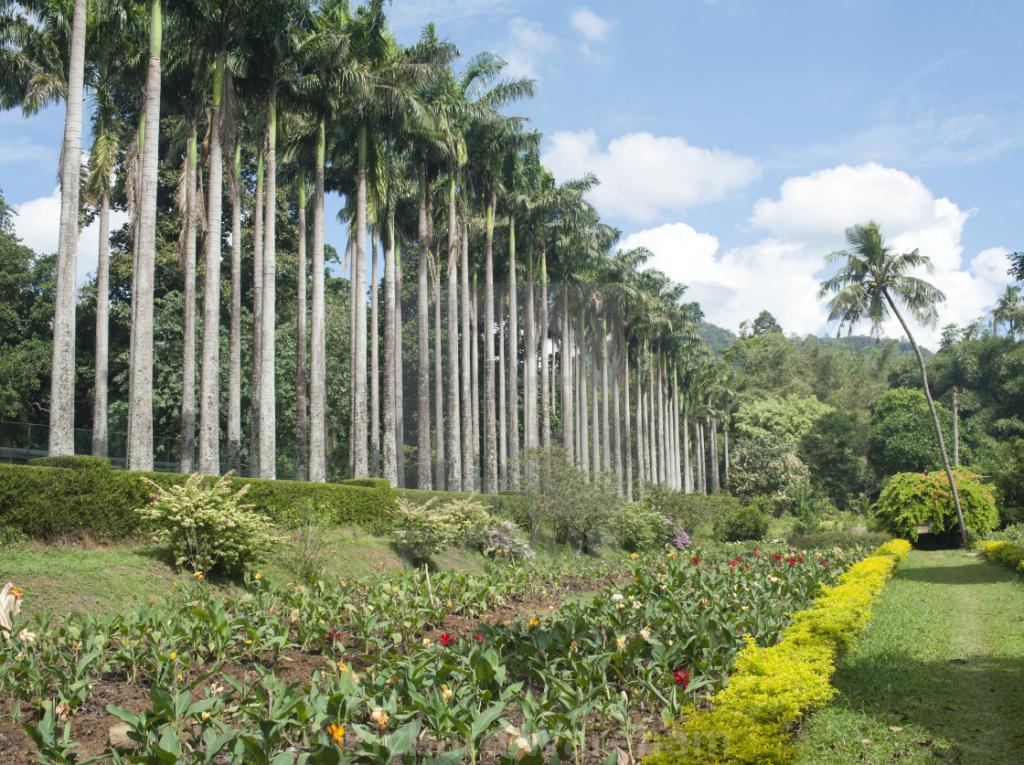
<box><xmin>646</xmin><ymin>539</ymin><xmax>912</xmax><ymax>765</ymax></box>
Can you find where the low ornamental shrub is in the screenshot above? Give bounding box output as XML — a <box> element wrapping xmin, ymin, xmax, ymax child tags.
<box><xmin>646</xmin><ymin>539</ymin><xmax>911</xmax><ymax>765</ymax></box>
<box><xmin>136</xmin><ymin>474</ymin><xmax>273</xmax><ymax>575</ymax></box>
<box><xmin>616</xmin><ymin>504</ymin><xmax>674</xmax><ymax>552</ymax></box>
<box><xmin>976</xmin><ymin>540</ymin><xmax>1024</xmax><ymax>575</ymax></box>
<box><xmin>0</xmin><ymin>463</ymin><xmax>397</xmax><ymax>540</ymax></box>
<box><xmin>714</xmin><ymin>500</ymin><xmax>770</xmax><ymax>543</ymax></box>
<box><xmin>873</xmin><ymin>469</ymin><xmax>999</xmax><ymax>542</ymax></box>
<box><xmin>642</xmin><ymin>485</ymin><xmax>744</xmax><ymax>539</ymax></box>
<box><xmin>391</xmin><ymin>496</ymin><xmax>523</xmax><ymax>563</ymax></box>
<box><xmin>788</xmin><ymin>531</ymin><xmax>893</xmax><ymax>551</ymax></box>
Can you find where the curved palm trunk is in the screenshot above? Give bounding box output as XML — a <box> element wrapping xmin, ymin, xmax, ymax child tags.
<box><xmin>257</xmin><ymin>90</ymin><xmax>278</xmax><ymax>479</ymax></box>
<box><xmin>382</xmin><ymin>217</ymin><xmax>398</xmax><ymax>485</ymax></box>
<box><xmin>48</xmin><ymin>0</ymin><xmax>87</xmax><ymax>457</ymax></box>
<box><xmin>483</xmin><ymin>195</ymin><xmax>498</xmax><ymax>493</ymax></box>
<box><xmin>498</xmin><ymin>291</ymin><xmax>507</xmax><ymax>490</ymax></box>
<box><xmin>507</xmin><ymin>217</ymin><xmax>520</xmax><ymax>485</ymax></box>
<box><xmin>294</xmin><ymin>182</ymin><xmax>308</xmax><ymax>481</ymax></box>
<box><xmin>352</xmin><ymin>124</ymin><xmax>369</xmax><ymax>477</ymax></box>
<box><xmin>227</xmin><ymin>144</ymin><xmax>242</xmax><ymax>472</ymax></box>
<box><xmin>460</xmin><ymin>220</ymin><xmax>473</xmax><ymax>491</ymax></box>
<box><xmin>370</xmin><ymin>236</ymin><xmax>380</xmax><ymax>473</ymax></box>
<box><xmin>199</xmin><ymin>57</ymin><xmax>224</xmax><ymax>475</ymax></box>
<box><xmin>884</xmin><ymin>291</ymin><xmax>968</xmax><ymax>547</ymax></box>
<box><xmin>91</xmin><ymin>191</ymin><xmax>110</xmax><ymax>457</ymax></box>
<box><xmin>250</xmin><ymin>151</ymin><xmax>264</xmax><ymax>474</ymax></box>
<box><xmin>127</xmin><ymin>0</ymin><xmax>162</xmax><ymax>471</ymax></box>
<box><xmin>445</xmin><ymin>177</ymin><xmax>462</xmax><ymax>489</ymax></box>
<box><xmin>416</xmin><ymin>175</ymin><xmax>431</xmax><ymax>489</ymax></box>
<box><xmin>180</xmin><ymin>130</ymin><xmax>198</xmax><ymax>474</ymax></box>
<box><xmin>309</xmin><ymin>122</ymin><xmax>327</xmax><ymax>481</ymax></box>
<box><xmin>395</xmin><ymin>242</ymin><xmax>405</xmax><ymax>487</ymax></box>
<box><xmin>560</xmin><ymin>286</ymin><xmax>573</xmax><ymax>462</ymax></box>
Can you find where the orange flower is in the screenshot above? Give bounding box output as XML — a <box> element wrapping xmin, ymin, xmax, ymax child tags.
<box><xmin>327</xmin><ymin>722</ymin><xmax>345</xmax><ymax>747</ymax></box>
<box><xmin>9</xmin><ymin>585</ymin><xmax>23</xmax><ymax>599</ymax></box>
<box><xmin>193</xmin><ymin>571</ymin><xmax>204</xmax><ymax>581</ymax></box>
<box><xmin>370</xmin><ymin>707</ymin><xmax>389</xmax><ymax>731</ymax></box>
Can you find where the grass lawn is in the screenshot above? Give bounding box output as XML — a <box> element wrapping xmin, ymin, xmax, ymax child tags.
<box><xmin>795</xmin><ymin>549</ymin><xmax>1024</xmax><ymax>765</ymax></box>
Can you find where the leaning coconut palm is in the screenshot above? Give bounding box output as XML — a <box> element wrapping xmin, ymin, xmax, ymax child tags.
<box><xmin>820</xmin><ymin>220</ymin><xmax>968</xmax><ymax>548</ymax></box>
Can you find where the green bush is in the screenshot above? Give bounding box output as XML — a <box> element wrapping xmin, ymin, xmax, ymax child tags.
<box><xmin>27</xmin><ymin>455</ymin><xmax>112</xmax><ymax>471</ymax></box>
<box><xmin>714</xmin><ymin>500</ymin><xmax>770</xmax><ymax>542</ymax></box>
<box><xmin>390</xmin><ymin>496</ymin><xmax>495</xmax><ymax>563</ymax></box>
<box><xmin>0</xmin><ymin>463</ymin><xmax>397</xmax><ymax>540</ymax></box>
<box><xmin>988</xmin><ymin>523</ymin><xmax>1024</xmax><ymax>545</ymax></box>
<box><xmin>616</xmin><ymin>504</ymin><xmax>673</xmax><ymax>551</ymax></box>
<box><xmin>873</xmin><ymin>469</ymin><xmax>999</xmax><ymax>542</ymax></box>
<box><xmin>137</xmin><ymin>474</ymin><xmax>273</xmax><ymax>575</ymax></box>
<box><xmin>641</xmin><ymin>485</ymin><xmax>744</xmax><ymax>538</ymax></box>
<box><xmin>788</xmin><ymin>531</ymin><xmax>892</xmax><ymax>550</ymax></box>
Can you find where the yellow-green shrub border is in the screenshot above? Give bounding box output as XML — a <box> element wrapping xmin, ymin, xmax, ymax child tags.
<box><xmin>977</xmin><ymin>540</ymin><xmax>1024</xmax><ymax>574</ymax></box>
<box><xmin>646</xmin><ymin>539</ymin><xmax>912</xmax><ymax>765</ymax></box>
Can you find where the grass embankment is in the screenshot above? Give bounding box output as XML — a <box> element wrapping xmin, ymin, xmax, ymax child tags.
<box><xmin>795</xmin><ymin>549</ymin><xmax>1024</xmax><ymax>765</ymax></box>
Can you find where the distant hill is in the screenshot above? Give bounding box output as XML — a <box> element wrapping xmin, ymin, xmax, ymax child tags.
<box><xmin>697</xmin><ymin>321</ymin><xmax>927</xmax><ymax>357</ymax></box>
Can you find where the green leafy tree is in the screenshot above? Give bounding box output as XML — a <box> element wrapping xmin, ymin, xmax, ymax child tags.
<box><xmin>799</xmin><ymin>410</ymin><xmax>870</xmax><ymax>509</ymax></box>
<box><xmin>820</xmin><ymin>221</ymin><xmax>969</xmax><ymax>547</ymax></box>
<box><xmin>868</xmin><ymin>388</ymin><xmax>953</xmax><ymax>477</ymax></box>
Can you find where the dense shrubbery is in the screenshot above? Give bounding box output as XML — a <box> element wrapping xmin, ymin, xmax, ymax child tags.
<box><xmin>873</xmin><ymin>469</ymin><xmax>999</xmax><ymax>541</ymax></box>
<box><xmin>714</xmin><ymin>500</ymin><xmax>770</xmax><ymax>542</ymax></box>
<box><xmin>137</xmin><ymin>474</ymin><xmax>273</xmax><ymax>575</ymax></box>
<box><xmin>729</xmin><ymin>432</ymin><xmax>810</xmax><ymax>504</ymax></box>
<box><xmin>788</xmin><ymin>530</ymin><xmax>892</xmax><ymax>550</ymax></box>
<box><xmin>642</xmin><ymin>484</ymin><xmax>745</xmax><ymax>539</ymax></box>
<box><xmin>0</xmin><ymin>462</ymin><xmax>399</xmax><ymax>540</ymax></box>
<box><xmin>391</xmin><ymin>496</ymin><xmax>532</xmax><ymax>564</ymax></box>
<box><xmin>615</xmin><ymin>504</ymin><xmax>673</xmax><ymax>552</ymax></box>
<box><xmin>977</xmin><ymin>540</ymin><xmax>1024</xmax><ymax>574</ymax></box>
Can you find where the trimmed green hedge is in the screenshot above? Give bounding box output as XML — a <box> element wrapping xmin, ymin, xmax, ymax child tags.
<box><xmin>0</xmin><ymin>462</ymin><xmax>399</xmax><ymax>540</ymax></box>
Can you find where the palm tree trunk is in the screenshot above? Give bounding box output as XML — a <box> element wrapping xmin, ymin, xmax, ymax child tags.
<box><xmin>258</xmin><ymin>89</ymin><xmax>278</xmax><ymax>479</ymax></box>
<box><xmin>370</xmin><ymin>235</ymin><xmax>380</xmax><ymax>473</ymax></box>
<box><xmin>579</xmin><ymin>333</ymin><xmax>590</xmax><ymax>477</ymax></box>
<box><xmin>460</xmin><ymin>219</ymin><xmax>473</xmax><ymax>491</ymax></box>
<box><xmin>722</xmin><ymin>419</ymin><xmax>729</xmax><ymax>491</ymax></box>
<box><xmin>884</xmin><ymin>291</ymin><xmax>969</xmax><ymax>547</ymax></box>
<box><xmin>445</xmin><ymin>177</ymin><xmax>462</xmax><ymax>490</ymax></box>
<box><xmin>697</xmin><ymin>420</ymin><xmax>706</xmax><ymax>494</ymax></box>
<box><xmin>309</xmin><ymin>122</ymin><xmax>327</xmax><ymax>481</ymax></box>
<box><xmin>525</xmin><ymin>256</ymin><xmax>538</xmax><ymax>451</ymax></box>
<box><xmin>498</xmin><ymin>290</ymin><xmax>508</xmax><ymax>490</ymax></box>
<box><xmin>180</xmin><ymin>130</ymin><xmax>198</xmax><ymax>474</ymax></box>
<box><xmin>199</xmin><ymin>56</ymin><xmax>224</xmax><ymax>475</ymax></box>
<box><xmin>91</xmin><ymin>191</ymin><xmax>110</xmax><ymax>457</ymax></box>
<box><xmin>561</xmin><ymin>287</ymin><xmax>573</xmax><ymax>462</ymax></box>
<box><xmin>347</xmin><ymin>234</ymin><xmax>355</xmax><ymax>473</ymax></box>
<box><xmin>294</xmin><ymin>181</ymin><xmax>308</xmax><ymax>481</ymax></box>
<box><xmin>648</xmin><ymin>354</ymin><xmax>658</xmax><ymax>485</ymax></box>
<box><xmin>433</xmin><ymin>247</ymin><xmax>446</xmax><ymax>489</ymax></box>
<box><xmin>683</xmin><ymin>404</ymin><xmax>692</xmax><ymax>493</ymax></box>
<box><xmin>127</xmin><ymin>0</ymin><xmax>162</xmax><ymax>471</ymax></box>
<box><xmin>612</xmin><ymin>337</ymin><xmax>623</xmax><ymax>495</ymax></box>
<box><xmin>471</xmin><ymin>275</ymin><xmax>480</xmax><ymax>488</ymax></box>
<box><xmin>227</xmin><ymin>144</ymin><xmax>243</xmax><ymax>472</ymax></box>
<box><xmin>483</xmin><ymin>195</ymin><xmax>498</xmax><ymax>493</ymax></box>
<box><xmin>395</xmin><ymin>242</ymin><xmax>406</xmax><ymax>487</ymax></box>
<box><xmin>710</xmin><ymin>416</ymin><xmax>720</xmax><ymax>493</ymax></box>
<box><xmin>636</xmin><ymin>361</ymin><xmax>646</xmax><ymax>492</ymax></box>
<box><xmin>250</xmin><ymin>150</ymin><xmax>264</xmax><ymax>474</ymax></box>
<box><xmin>623</xmin><ymin>341</ymin><xmax>633</xmax><ymax>499</ymax></box>
<box><xmin>382</xmin><ymin>216</ymin><xmax>398</xmax><ymax>485</ymax></box>
<box><xmin>48</xmin><ymin>0</ymin><xmax>87</xmax><ymax>457</ymax></box>
<box><xmin>352</xmin><ymin>123</ymin><xmax>369</xmax><ymax>477</ymax></box>
<box><xmin>540</xmin><ymin>249</ymin><xmax>551</xmax><ymax>450</ymax></box>
<box><xmin>591</xmin><ymin>343</ymin><xmax>600</xmax><ymax>477</ymax></box>
<box><xmin>416</xmin><ymin>173</ymin><xmax>431</xmax><ymax>489</ymax></box>
<box><xmin>507</xmin><ymin>216</ymin><xmax>520</xmax><ymax>486</ymax></box>
<box><xmin>601</xmin><ymin>319</ymin><xmax>611</xmax><ymax>474</ymax></box>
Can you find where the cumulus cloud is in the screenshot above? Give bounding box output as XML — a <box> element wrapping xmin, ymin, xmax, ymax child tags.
<box><xmin>501</xmin><ymin>17</ymin><xmax>556</xmax><ymax>79</ymax></box>
<box><xmin>13</xmin><ymin>188</ymin><xmax>129</xmax><ymax>286</ymax></box>
<box><xmin>621</xmin><ymin>163</ymin><xmax>1013</xmax><ymax>346</ymax></box>
<box><xmin>570</xmin><ymin>8</ymin><xmax>611</xmax><ymax>41</ymax></box>
<box><xmin>542</xmin><ymin>130</ymin><xmax>760</xmax><ymax>222</ymax></box>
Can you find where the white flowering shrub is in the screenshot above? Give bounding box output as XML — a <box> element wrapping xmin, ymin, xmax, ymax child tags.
<box><xmin>136</xmin><ymin>474</ymin><xmax>273</xmax><ymax>575</ymax></box>
<box><xmin>391</xmin><ymin>497</ymin><xmax>530</xmax><ymax>563</ymax></box>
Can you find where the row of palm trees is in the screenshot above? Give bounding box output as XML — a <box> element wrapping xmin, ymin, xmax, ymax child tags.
<box><xmin>3</xmin><ymin>0</ymin><xmax>736</xmax><ymax>494</ymax></box>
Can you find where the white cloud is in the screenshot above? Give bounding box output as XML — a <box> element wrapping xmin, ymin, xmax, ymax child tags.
<box><xmin>570</xmin><ymin>8</ymin><xmax>611</xmax><ymax>41</ymax></box>
<box><xmin>501</xmin><ymin>17</ymin><xmax>555</xmax><ymax>79</ymax></box>
<box><xmin>13</xmin><ymin>188</ymin><xmax>129</xmax><ymax>286</ymax></box>
<box><xmin>542</xmin><ymin>130</ymin><xmax>760</xmax><ymax>222</ymax></box>
<box><xmin>621</xmin><ymin>164</ymin><xmax>1014</xmax><ymax>346</ymax></box>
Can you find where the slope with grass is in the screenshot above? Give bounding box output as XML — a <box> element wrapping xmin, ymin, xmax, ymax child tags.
<box><xmin>795</xmin><ymin>549</ymin><xmax>1024</xmax><ymax>765</ymax></box>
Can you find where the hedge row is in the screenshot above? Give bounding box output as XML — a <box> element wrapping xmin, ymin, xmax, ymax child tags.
<box><xmin>0</xmin><ymin>459</ymin><xmax>398</xmax><ymax>540</ymax></box>
<box><xmin>647</xmin><ymin>539</ymin><xmax>912</xmax><ymax>765</ymax></box>
<box><xmin>977</xmin><ymin>540</ymin><xmax>1024</xmax><ymax>574</ymax></box>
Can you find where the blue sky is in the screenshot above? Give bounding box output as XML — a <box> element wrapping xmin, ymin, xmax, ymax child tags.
<box><xmin>2</xmin><ymin>0</ymin><xmax>1021</xmax><ymax>344</ymax></box>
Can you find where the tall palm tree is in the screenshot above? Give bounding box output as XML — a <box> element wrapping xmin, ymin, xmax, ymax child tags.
<box><xmin>821</xmin><ymin>221</ymin><xmax>968</xmax><ymax>547</ymax></box>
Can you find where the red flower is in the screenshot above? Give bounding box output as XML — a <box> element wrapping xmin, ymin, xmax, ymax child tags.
<box><xmin>324</xmin><ymin>628</ymin><xmax>343</xmax><ymax>645</ymax></box>
<box><xmin>475</xmin><ymin>631</ymin><xmax>485</xmax><ymax>644</ymax></box>
<box><xmin>753</xmin><ymin>545</ymin><xmax>760</xmax><ymax>558</ymax></box>
<box><xmin>798</xmin><ymin>555</ymin><xmax>805</xmax><ymax>564</ymax></box>
<box><xmin>673</xmin><ymin>668</ymin><xmax>691</xmax><ymax>689</ymax></box>
<box><xmin>439</xmin><ymin>632</ymin><xmax>453</xmax><ymax>647</ymax></box>
<box><xmin>771</xmin><ymin>553</ymin><xmax>783</xmax><ymax>562</ymax></box>
<box><xmin>691</xmin><ymin>555</ymin><xmax>701</xmax><ymax>565</ymax></box>
<box><xmin>728</xmin><ymin>558</ymin><xmax>739</xmax><ymax>569</ymax></box>
<box><xmin>787</xmin><ymin>556</ymin><xmax>798</xmax><ymax>567</ymax></box>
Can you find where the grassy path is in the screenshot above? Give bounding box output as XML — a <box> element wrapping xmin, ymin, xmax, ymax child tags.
<box><xmin>795</xmin><ymin>549</ymin><xmax>1024</xmax><ymax>764</ymax></box>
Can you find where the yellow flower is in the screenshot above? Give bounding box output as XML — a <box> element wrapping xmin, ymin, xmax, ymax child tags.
<box><xmin>370</xmin><ymin>707</ymin><xmax>389</xmax><ymax>731</ymax></box>
<box><xmin>441</xmin><ymin>683</ymin><xmax>453</xmax><ymax>702</ymax></box>
<box><xmin>200</xmin><ymin>711</ymin><xmax>211</xmax><ymax>722</ymax></box>
<box><xmin>630</xmin><ymin>552</ymin><xmax>639</xmax><ymax>560</ymax></box>
<box><xmin>243</xmin><ymin>638</ymin><xmax>253</xmax><ymax>646</ymax></box>
<box><xmin>392</xmin><ymin>586</ymin><xmax>400</xmax><ymax>594</ymax></box>
<box><xmin>336</xmin><ymin>659</ymin><xmax>349</xmax><ymax>673</ymax></box>
<box><xmin>666</xmin><ymin>550</ymin><xmax>677</xmax><ymax>559</ymax></box>
<box><xmin>422</xmin><ymin>637</ymin><xmax>432</xmax><ymax>647</ymax></box>
<box><xmin>528</xmin><ymin>616</ymin><xmax>540</xmax><ymax>627</ymax></box>
<box><xmin>9</xmin><ymin>585</ymin><xmax>23</xmax><ymax>599</ymax></box>
<box><xmin>327</xmin><ymin>722</ymin><xmax>345</xmax><ymax>747</ymax></box>
<box><xmin>445</xmin><ymin>600</ymin><xmax>454</xmax><ymax>609</ymax></box>
<box><xmin>169</xmin><ymin>651</ymin><xmax>178</xmax><ymax>661</ymax></box>
<box><xmin>176</xmin><ymin>673</ymin><xmax>184</xmax><ymax>682</ymax></box>
<box><xmin>615</xmin><ymin>635</ymin><xmax>628</xmax><ymax>650</ymax></box>
<box><xmin>193</xmin><ymin>571</ymin><xmax>204</xmax><ymax>581</ymax></box>
<box><xmin>253</xmin><ymin>572</ymin><xmax>263</xmax><ymax>581</ymax></box>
